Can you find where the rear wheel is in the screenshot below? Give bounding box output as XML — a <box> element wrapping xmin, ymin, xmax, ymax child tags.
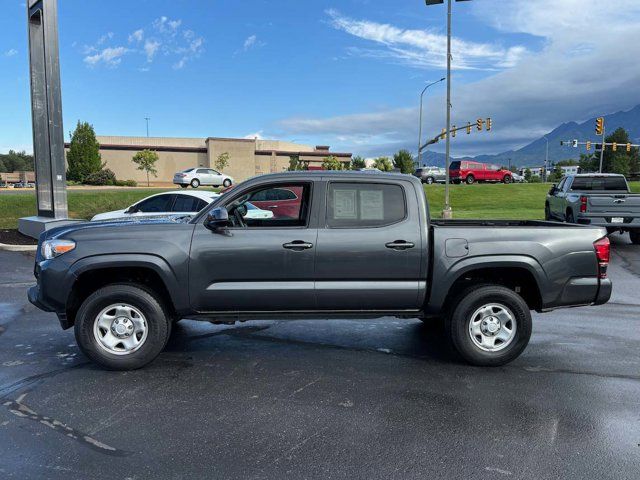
<box><xmin>466</xmin><ymin>175</ymin><xmax>475</xmax><ymax>185</ymax></box>
<box><xmin>503</xmin><ymin>175</ymin><xmax>512</xmax><ymax>184</ymax></box>
<box><xmin>566</xmin><ymin>210</ymin><xmax>575</xmax><ymax>223</ymax></box>
<box><xmin>190</xmin><ymin>179</ymin><xmax>200</xmax><ymax>188</ymax></box>
<box><xmin>426</xmin><ymin>177</ymin><xmax>435</xmax><ymax>185</ymax></box>
<box><xmin>223</xmin><ymin>179</ymin><xmax>232</xmax><ymax>188</ymax></box>
<box><xmin>74</xmin><ymin>284</ymin><xmax>170</xmax><ymax>370</ymax></box>
<box><xmin>544</xmin><ymin>203</ymin><xmax>551</xmax><ymax>220</ymax></box>
<box><xmin>630</xmin><ymin>230</ymin><xmax>640</xmax><ymax>245</ymax></box>
<box><xmin>446</xmin><ymin>285</ymin><xmax>532</xmax><ymax>366</ymax></box>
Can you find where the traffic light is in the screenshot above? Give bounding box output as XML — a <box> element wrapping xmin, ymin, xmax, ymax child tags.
<box><xmin>627</xmin><ymin>143</ymin><xmax>632</xmax><ymax>152</ymax></box>
<box><xmin>440</xmin><ymin>128</ymin><xmax>446</xmax><ymax>141</ymax></box>
<box><xmin>466</xmin><ymin>122</ymin><xmax>471</xmax><ymax>134</ymax></box>
<box><xmin>486</xmin><ymin>117</ymin><xmax>492</xmax><ymax>131</ymax></box>
<box><xmin>586</xmin><ymin>141</ymin><xmax>591</xmax><ymax>151</ymax></box>
<box><xmin>451</xmin><ymin>125</ymin><xmax>456</xmax><ymax>138</ymax></box>
<box><xmin>476</xmin><ymin>118</ymin><xmax>483</xmax><ymax>131</ymax></box>
<box><xmin>595</xmin><ymin>117</ymin><xmax>604</xmax><ymax>135</ymax></box>
<box><xmin>612</xmin><ymin>142</ymin><xmax>617</xmax><ymax>152</ymax></box>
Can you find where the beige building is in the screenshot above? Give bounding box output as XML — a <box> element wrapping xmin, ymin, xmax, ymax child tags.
<box><xmin>68</xmin><ymin>136</ymin><xmax>352</xmax><ymax>185</ymax></box>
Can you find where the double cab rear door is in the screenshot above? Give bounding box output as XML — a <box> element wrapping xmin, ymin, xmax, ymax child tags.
<box><xmin>189</xmin><ymin>176</ymin><xmax>426</xmax><ymax>313</ymax></box>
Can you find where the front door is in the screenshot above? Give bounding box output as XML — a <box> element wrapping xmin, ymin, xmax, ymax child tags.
<box><xmin>314</xmin><ymin>180</ymin><xmax>424</xmax><ymax>311</ymax></box>
<box><xmin>189</xmin><ymin>181</ymin><xmax>317</xmax><ymax>312</ymax></box>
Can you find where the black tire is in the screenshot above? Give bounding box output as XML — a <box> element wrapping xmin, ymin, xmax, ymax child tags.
<box><xmin>446</xmin><ymin>285</ymin><xmax>532</xmax><ymax>367</ymax></box>
<box><xmin>466</xmin><ymin>175</ymin><xmax>475</xmax><ymax>185</ymax></box>
<box><xmin>544</xmin><ymin>203</ymin><xmax>551</xmax><ymax>221</ymax></box>
<box><xmin>190</xmin><ymin>178</ymin><xmax>200</xmax><ymax>188</ymax></box>
<box><xmin>630</xmin><ymin>230</ymin><xmax>640</xmax><ymax>245</ymax></box>
<box><xmin>223</xmin><ymin>179</ymin><xmax>232</xmax><ymax>188</ymax></box>
<box><xmin>179</xmin><ymin>184</ymin><xmax>188</xmax><ymax>189</ymax></box>
<box><xmin>426</xmin><ymin>177</ymin><xmax>434</xmax><ymax>185</ymax></box>
<box><xmin>566</xmin><ymin>210</ymin><xmax>575</xmax><ymax>223</ymax></box>
<box><xmin>503</xmin><ymin>175</ymin><xmax>512</xmax><ymax>184</ymax></box>
<box><xmin>74</xmin><ymin>284</ymin><xmax>170</xmax><ymax>370</ymax></box>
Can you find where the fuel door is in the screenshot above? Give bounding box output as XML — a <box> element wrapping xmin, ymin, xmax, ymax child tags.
<box><xmin>445</xmin><ymin>238</ymin><xmax>469</xmax><ymax>258</ymax></box>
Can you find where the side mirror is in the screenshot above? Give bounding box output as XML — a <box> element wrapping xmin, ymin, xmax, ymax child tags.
<box><xmin>549</xmin><ymin>184</ymin><xmax>557</xmax><ymax>195</ymax></box>
<box><xmin>204</xmin><ymin>207</ymin><xmax>229</xmax><ymax>230</ymax></box>
<box><xmin>125</xmin><ymin>205</ymin><xmax>138</xmax><ymax>214</ymax></box>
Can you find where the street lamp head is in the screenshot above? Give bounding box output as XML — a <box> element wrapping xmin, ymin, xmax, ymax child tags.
<box><xmin>425</xmin><ymin>0</ymin><xmax>471</xmax><ymax>4</ymax></box>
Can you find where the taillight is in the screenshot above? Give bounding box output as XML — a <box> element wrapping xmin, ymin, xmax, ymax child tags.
<box><xmin>176</xmin><ymin>173</ymin><xmax>186</xmax><ymax>178</ymax></box>
<box><xmin>593</xmin><ymin>236</ymin><xmax>610</xmax><ymax>279</ymax></box>
<box><xmin>580</xmin><ymin>195</ymin><xmax>588</xmax><ymax>213</ymax></box>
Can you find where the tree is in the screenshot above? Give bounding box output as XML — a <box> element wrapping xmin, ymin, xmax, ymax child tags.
<box><xmin>66</xmin><ymin>121</ymin><xmax>102</xmax><ymax>182</ymax></box>
<box><xmin>288</xmin><ymin>155</ymin><xmax>308</xmax><ymax>171</ymax></box>
<box><xmin>373</xmin><ymin>157</ymin><xmax>393</xmax><ymax>172</ymax></box>
<box><xmin>523</xmin><ymin>168</ymin><xmax>532</xmax><ymax>182</ymax></box>
<box><xmin>579</xmin><ymin>153</ymin><xmax>598</xmax><ymax>173</ymax></box>
<box><xmin>215</xmin><ymin>152</ymin><xmax>230</xmax><ymax>172</ymax></box>
<box><xmin>132</xmin><ymin>149</ymin><xmax>159</xmax><ymax>187</ymax></box>
<box><xmin>322</xmin><ymin>155</ymin><xmax>343</xmax><ymax>170</ymax></box>
<box><xmin>549</xmin><ymin>164</ymin><xmax>564</xmax><ymax>183</ymax></box>
<box><xmin>393</xmin><ymin>149</ymin><xmax>415</xmax><ymax>174</ymax></box>
<box><xmin>0</xmin><ymin>150</ymin><xmax>34</xmax><ymax>172</ymax></box>
<box><xmin>350</xmin><ymin>155</ymin><xmax>366</xmax><ymax>170</ymax></box>
<box><xmin>601</xmin><ymin>127</ymin><xmax>638</xmax><ymax>175</ymax></box>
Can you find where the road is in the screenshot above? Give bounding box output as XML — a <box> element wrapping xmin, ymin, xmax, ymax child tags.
<box><xmin>0</xmin><ymin>234</ymin><xmax>639</xmax><ymax>479</ymax></box>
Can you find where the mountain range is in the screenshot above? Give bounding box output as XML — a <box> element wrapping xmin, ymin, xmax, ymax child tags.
<box><xmin>421</xmin><ymin>105</ymin><xmax>640</xmax><ymax>168</ymax></box>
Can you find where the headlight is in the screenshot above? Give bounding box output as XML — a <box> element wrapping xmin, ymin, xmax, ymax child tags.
<box><xmin>41</xmin><ymin>239</ymin><xmax>76</xmax><ymax>260</ymax></box>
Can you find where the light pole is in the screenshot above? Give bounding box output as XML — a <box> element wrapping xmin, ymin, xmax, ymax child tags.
<box><xmin>145</xmin><ymin>117</ymin><xmax>150</xmax><ymax>137</ymax></box>
<box><xmin>543</xmin><ymin>135</ymin><xmax>549</xmax><ymax>182</ymax></box>
<box><xmin>417</xmin><ymin>77</ymin><xmax>446</xmax><ymax>168</ymax></box>
<box><xmin>425</xmin><ymin>0</ymin><xmax>471</xmax><ymax>219</ymax></box>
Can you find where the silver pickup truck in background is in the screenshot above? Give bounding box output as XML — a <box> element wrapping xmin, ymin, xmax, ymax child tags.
<box><xmin>546</xmin><ymin>173</ymin><xmax>640</xmax><ymax>244</ymax></box>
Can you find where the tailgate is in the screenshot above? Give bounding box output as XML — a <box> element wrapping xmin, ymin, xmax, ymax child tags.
<box><xmin>587</xmin><ymin>194</ymin><xmax>640</xmax><ymax>215</ymax></box>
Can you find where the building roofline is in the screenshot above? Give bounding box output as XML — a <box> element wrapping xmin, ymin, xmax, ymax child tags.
<box><xmin>255</xmin><ymin>150</ymin><xmax>352</xmax><ymax>158</ymax></box>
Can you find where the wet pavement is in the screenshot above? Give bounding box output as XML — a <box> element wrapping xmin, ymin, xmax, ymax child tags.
<box><xmin>0</xmin><ymin>234</ymin><xmax>639</xmax><ymax>479</ymax></box>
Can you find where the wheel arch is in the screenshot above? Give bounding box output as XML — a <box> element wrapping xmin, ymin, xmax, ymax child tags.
<box><xmin>64</xmin><ymin>255</ymin><xmax>187</xmax><ymax>329</ymax></box>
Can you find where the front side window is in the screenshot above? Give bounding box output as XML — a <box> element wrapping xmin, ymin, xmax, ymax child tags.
<box><xmin>136</xmin><ymin>195</ymin><xmax>173</xmax><ymax>213</ymax></box>
<box><xmin>225</xmin><ymin>183</ymin><xmax>310</xmax><ymax>228</ymax></box>
<box><xmin>327</xmin><ymin>183</ymin><xmax>406</xmax><ymax>228</ymax></box>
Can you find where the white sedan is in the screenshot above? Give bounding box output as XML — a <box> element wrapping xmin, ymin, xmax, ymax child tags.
<box><xmin>91</xmin><ymin>190</ymin><xmax>272</xmax><ymax>221</ymax></box>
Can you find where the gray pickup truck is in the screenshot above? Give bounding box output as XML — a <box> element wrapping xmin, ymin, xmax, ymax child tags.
<box><xmin>29</xmin><ymin>171</ymin><xmax>612</xmax><ymax>370</ymax></box>
<box><xmin>545</xmin><ymin>173</ymin><xmax>640</xmax><ymax>244</ymax></box>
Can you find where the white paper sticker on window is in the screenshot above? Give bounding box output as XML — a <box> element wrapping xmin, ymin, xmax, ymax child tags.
<box><xmin>333</xmin><ymin>189</ymin><xmax>357</xmax><ymax>219</ymax></box>
<box><xmin>360</xmin><ymin>190</ymin><xmax>384</xmax><ymax>220</ymax></box>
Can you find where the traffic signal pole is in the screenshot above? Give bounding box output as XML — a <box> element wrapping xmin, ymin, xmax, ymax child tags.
<box><xmin>598</xmin><ymin>125</ymin><xmax>605</xmax><ymax>173</ymax></box>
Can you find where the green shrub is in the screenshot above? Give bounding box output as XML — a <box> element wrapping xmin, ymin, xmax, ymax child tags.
<box><xmin>84</xmin><ymin>168</ymin><xmax>116</xmax><ymax>186</ymax></box>
<box><xmin>529</xmin><ymin>176</ymin><xmax>542</xmax><ymax>183</ymax></box>
<box><xmin>114</xmin><ymin>179</ymin><xmax>138</xmax><ymax>187</ymax></box>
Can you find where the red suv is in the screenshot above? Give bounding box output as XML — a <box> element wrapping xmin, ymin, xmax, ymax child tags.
<box><xmin>449</xmin><ymin>161</ymin><xmax>513</xmax><ymax>185</ymax></box>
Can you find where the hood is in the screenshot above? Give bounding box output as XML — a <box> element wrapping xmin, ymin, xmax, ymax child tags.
<box><xmin>42</xmin><ymin>214</ymin><xmax>193</xmax><ymax>241</ymax></box>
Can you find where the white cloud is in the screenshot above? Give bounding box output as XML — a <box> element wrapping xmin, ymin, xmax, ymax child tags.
<box><xmin>326</xmin><ymin>9</ymin><xmax>527</xmax><ymax>70</ymax></box>
<box><xmin>244</xmin><ymin>131</ymin><xmax>264</xmax><ymax>140</ymax></box>
<box><xmin>279</xmin><ymin>1</ymin><xmax>640</xmax><ymax>157</ymax></box>
<box><xmin>144</xmin><ymin>40</ymin><xmax>161</xmax><ymax>62</ymax></box>
<box><xmin>84</xmin><ymin>46</ymin><xmax>128</xmax><ymax>67</ymax></box>
<box><xmin>4</xmin><ymin>49</ymin><xmax>18</xmax><ymax>57</ymax></box>
<box><xmin>128</xmin><ymin>29</ymin><xmax>144</xmax><ymax>43</ymax></box>
<box><xmin>153</xmin><ymin>16</ymin><xmax>182</xmax><ymax>36</ymax></box>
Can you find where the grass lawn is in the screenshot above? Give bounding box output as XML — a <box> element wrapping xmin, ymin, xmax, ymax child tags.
<box><xmin>1</xmin><ymin>182</ymin><xmax>639</xmax><ymax>229</ymax></box>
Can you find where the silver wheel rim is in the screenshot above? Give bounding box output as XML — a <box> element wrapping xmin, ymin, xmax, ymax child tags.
<box><xmin>93</xmin><ymin>304</ymin><xmax>148</xmax><ymax>356</ymax></box>
<box><xmin>468</xmin><ymin>303</ymin><xmax>517</xmax><ymax>352</ymax></box>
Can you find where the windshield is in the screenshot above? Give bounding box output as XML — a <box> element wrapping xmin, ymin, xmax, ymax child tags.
<box><xmin>570</xmin><ymin>176</ymin><xmax>628</xmax><ymax>191</ymax></box>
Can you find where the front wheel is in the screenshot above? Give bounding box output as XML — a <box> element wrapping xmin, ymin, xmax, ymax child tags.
<box><xmin>223</xmin><ymin>179</ymin><xmax>232</xmax><ymax>188</ymax></box>
<box><xmin>74</xmin><ymin>284</ymin><xmax>170</xmax><ymax>370</ymax></box>
<box><xmin>630</xmin><ymin>230</ymin><xmax>640</xmax><ymax>245</ymax></box>
<box><xmin>465</xmin><ymin>175</ymin><xmax>475</xmax><ymax>185</ymax></box>
<box><xmin>425</xmin><ymin>177</ymin><xmax>434</xmax><ymax>185</ymax></box>
<box><xmin>179</xmin><ymin>184</ymin><xmax>188</xmax><ymax>189</ymax></box>
<box><xmin>447</xmin><ymin>285</ymin><xmax>532</xmax><ymax>366</ymax></box>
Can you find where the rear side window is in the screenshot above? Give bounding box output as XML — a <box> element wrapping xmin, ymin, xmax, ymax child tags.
<box><xmin>570</xmin><ymin>176</ymin><xmax>628</xmax><ymax>191</ymax></box>
<box><xmin>327</xmin><ymin>183</ymin><xmax>406</xmax><ymax>228</ymax></box>
<box><xmin>172</xmin><ymin>195</ymin><xmax>207</xmax><ymax>212</ymax></box>
<box><xmin>136</xmin><ymin>195</ymin><xmax>173</xmax><ymax>213</ymax></box>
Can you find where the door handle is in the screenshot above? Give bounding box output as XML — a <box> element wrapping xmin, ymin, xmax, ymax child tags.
<box><xmin>385</xmin><ymin>240</ymin><xmax>415</xmax><ymax>251</ymax></box>
<box><xmin>283</xmin><ymin>240</ymin><xmax>314</xmax><ymax>251</ymax></box>
<box><xmin>268</xmin><ymin>205</ymin><xmax>279</xmax><ymax>209</ymax></box>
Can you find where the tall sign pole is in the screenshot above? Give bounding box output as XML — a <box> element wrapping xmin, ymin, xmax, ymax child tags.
<box><xmin>442</xmin><ymin>0</ymin><xmax>453</xmax><ymax>219</ymax></box>
<box><xmin>20</xmin><ymin>0</ymin><xmax>74</xmax><ymax>237</ymax></box>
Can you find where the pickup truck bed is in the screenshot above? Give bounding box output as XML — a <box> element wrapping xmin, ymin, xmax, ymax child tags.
<box><xmin>29</xmin><ymin>171</ymin><xmax>612</xmax><ymax>370</ymax></box>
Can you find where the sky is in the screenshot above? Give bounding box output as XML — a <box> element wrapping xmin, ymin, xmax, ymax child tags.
<box><xmin>1</xmin><ymin>0</ymin><xmax>640</xmax><ymax>158</ymax></box>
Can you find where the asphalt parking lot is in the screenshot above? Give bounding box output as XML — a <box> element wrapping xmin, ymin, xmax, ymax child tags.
<box><xmin>0</xmin><ymin>234</ymin><xmax>639</xmax><ymax>479</ymax></box>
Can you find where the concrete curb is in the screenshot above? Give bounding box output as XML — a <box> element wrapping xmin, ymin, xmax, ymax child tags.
<box><xmin>0</xmin><ymin>243</ymin><xmax>38</xmax><ymax>252</ymax></box>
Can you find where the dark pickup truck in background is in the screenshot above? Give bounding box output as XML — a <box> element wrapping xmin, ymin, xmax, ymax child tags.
<box><xmin>546</xmin><ymin>173</ymin><xmax>640</xmax><ymax>244</ymax></box>
<box><xmin>29</xmin><ymin>172</ymin><xmax>612</xmax><ymax>370</ymax></box>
